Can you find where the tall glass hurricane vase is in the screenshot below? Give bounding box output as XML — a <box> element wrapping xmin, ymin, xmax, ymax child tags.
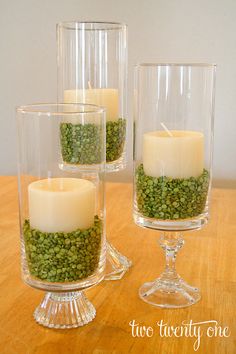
<box><xmin>57</xmin><ymin>21</ymin><xmax>132</xmax><ymax>280</ymax></box>
<box><xmin>133</xmin><ymin>64</ymin><xmax>216</xmax><ymax>308</ymax></box>
<box><xmin>17</xmin><ymin>104</ymin><xmax>106</xmax><ymax>328</ymax></box>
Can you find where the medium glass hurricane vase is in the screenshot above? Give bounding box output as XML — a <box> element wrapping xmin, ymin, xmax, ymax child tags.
<box><xmin>16</xmin><ymin>103</ymin><xmax>106</xmax><ymax>327</ymax></box>
<box><xmin>133</xmin><ymin>63</ymin><xmax>216</xmax><ymax>308</ymax></box>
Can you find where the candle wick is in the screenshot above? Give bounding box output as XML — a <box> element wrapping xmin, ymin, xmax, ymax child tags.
<box><xmin>88</xmin><ymin>81</ymin><xmax>92</xmax><ymax>90</ymax></box>
<box><xmin>161</xmin><ymin>122</ymin><xmax>173</xmax><ymax>137</ymax></box>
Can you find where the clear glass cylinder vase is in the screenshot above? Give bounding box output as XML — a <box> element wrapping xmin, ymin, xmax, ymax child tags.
<box><xmin>134</xmin><ymin>63</ymin><xmax>216</xmax><ymax>231</ymax></box>
<box><xmin>16</xmin><ymin>103</ymin><xmax>106</xmax><ymax>327</ymax></box>
<box><xmin>57</xmin><ymin>21</ymin><xmax>132</xmax><ymax>281</ymax></box>
<box><xmin>57</xmin><ymin>21</ymin><xmax>128</xmax><ymax>172</ymax></box>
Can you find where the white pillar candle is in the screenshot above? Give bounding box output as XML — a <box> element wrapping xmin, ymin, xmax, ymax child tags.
<box><xmin>28</xmin><ymin>178</ymin><xmax>96</xmax><ymax>233</ymax></box>
<box><xmin>143</xmin><ymin>130</ymin><xmax>204</xmax><ymax>179</ymax></box>
<box><xmin>64</xmin><ymin>88</ymin><xmax>119</xmax><ymax>121</ymax></box>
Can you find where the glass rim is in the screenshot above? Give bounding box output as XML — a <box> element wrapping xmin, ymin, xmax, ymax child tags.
<box><xmin>57</xmin><ymin>21</ymin><xmax>127</xmax><ymax>31</ymax></box>
<box><xmin>16</xmin><ymin>103</ymin><xmax>106</xmax><ymax>115</ymax></box>
<box><xmin>135</xmin><ymin>62</ymin><xmax>217</xmax><ymax>68</ymax></box>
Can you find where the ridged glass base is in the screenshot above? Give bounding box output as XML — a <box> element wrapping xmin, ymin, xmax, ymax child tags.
<box><xmin>34</xmin><ymin>291</ymin><xmax>96</xmax><ymax>328</ymax></box>
<box><xmin>105</xmin><ymin>241</ymin><xmax>132</xmax><ymax>280</ymax></box>
<box><xmin>139</xmin><ymin>277</ymin><xmax>201</xmax><ymax>308</ymax></box>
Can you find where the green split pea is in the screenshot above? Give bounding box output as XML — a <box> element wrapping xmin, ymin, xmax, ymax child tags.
<box><xmin>60</xmin><ymin>118</ymin><xmax>126</xmax><ymax>164</ymax></box>
<box><xmin>135</xmin><ymin>164</ymin><xmax>210</xmax><ymax>220</ymax></box>
<box><xmin>23</xmin><ymin>216</ymin><xmax>102</xmax><ymax>283</ymax></box>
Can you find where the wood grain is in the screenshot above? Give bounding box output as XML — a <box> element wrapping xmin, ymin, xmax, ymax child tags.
<box><xmin>0</xmin><ymin>176</ymin><xmax>235</xmax><ymax>354</ymax></box>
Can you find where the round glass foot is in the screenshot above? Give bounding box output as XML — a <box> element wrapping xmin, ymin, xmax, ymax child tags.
<box><xmin>139</xmin><ymin>277</ymin><xmax>201</xmax><ymax>308</ymax></box>
<box><xmin>34</xmin><ymin>291</ymin><xmax>96</xmax><ymax>328</ymax></box>
<box><xmin>104</xmin><ymin>241</ymin><xmax>132</xmax><ymax>280</ymax></box>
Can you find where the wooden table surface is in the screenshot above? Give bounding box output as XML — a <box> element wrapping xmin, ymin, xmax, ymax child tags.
<box><xmin>0</xmin><ymin>176</ymin><xmax>235</xmax><ymax>354</ymax></box>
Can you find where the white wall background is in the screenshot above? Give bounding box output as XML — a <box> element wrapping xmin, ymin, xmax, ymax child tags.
<box><xmin>1</xmin><ymin>0</ymin><xmax>236</xmax><ymax>186</ymax></box>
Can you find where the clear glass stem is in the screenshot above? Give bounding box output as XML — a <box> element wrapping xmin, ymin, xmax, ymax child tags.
<box><xmin>159</xmin><ymin>232</ymin><xmax>184</xmax><ymax>282</ymax></box>
<box><xmin>139</xmin><ymin>232</ymin><xmax>201</xmax><ymax>308</ymax></box>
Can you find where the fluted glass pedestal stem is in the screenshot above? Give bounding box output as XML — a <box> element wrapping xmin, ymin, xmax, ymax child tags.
<box><xmin>139</xmin><ymin>232</ymin><xmax>201</xmax><ymax>308</ymax></box>
<box><xmin>34</xmin><ymin>291</ymin><xmax>96</xmax><ymax>329</ymax></box>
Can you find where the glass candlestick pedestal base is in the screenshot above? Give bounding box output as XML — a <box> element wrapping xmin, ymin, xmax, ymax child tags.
<box><xmin>34</xmin><ymin>291</ymin><xmax>96</xmax><ymax>329</ymax></box>
<box><xmin>139</xmin><ymin>277</ymin><xmax>201</xmax><ymax>308</ymax></box>
<box><xmin>139</xmin><ymin>232</ymin><xmax>201</xmax><ymax>308</ymax></box>
<box><xmin>105</xmin><ymin>241</ymin><xmax>132</xmax><ymax>280</ymax></box>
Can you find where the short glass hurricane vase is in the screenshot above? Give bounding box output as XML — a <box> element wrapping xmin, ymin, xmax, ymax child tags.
<box><xmin>57</xmin><ymin>21</ymin><xmax>132</xmax><ymax>280</ymax></box>
<box><xmin>16</xmin><ymin>103</ymin><xmax>106</xmax><ymax>328</ymax></box>
<box><xmin>133</xmin><ymin>63</ymin><xmax>216</xmax><ymax>308</ymax></box>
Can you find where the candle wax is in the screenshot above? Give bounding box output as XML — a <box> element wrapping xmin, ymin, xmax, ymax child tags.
<box><xmin>28</xmin><ymin>178</ymin><xmax>96</xmax><ymax>233</ymax></box>
<box><xmin>64</xmin><ymin>88</ymin><xmax>119</xmax><ymax>121</ymax></box>
<box><xmin>143</xmin><ymin>130</ymin><xmax>204</xmax><ymax>179</ymax></box>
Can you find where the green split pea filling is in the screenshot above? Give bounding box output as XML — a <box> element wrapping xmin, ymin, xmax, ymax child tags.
<box><xmin>23</xmin><ymin>216</ymin><xmax>102</xmax><ymax>283</ymax></box>
<box><xmin>60</xmin><ymin>118</ymin><xmax>126</xmax><ymax>164</ymax></box>
<box><xmin>135</xmin><ymin>164</ymin><xmax>210</xmax><ymax>220</ymax></box>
